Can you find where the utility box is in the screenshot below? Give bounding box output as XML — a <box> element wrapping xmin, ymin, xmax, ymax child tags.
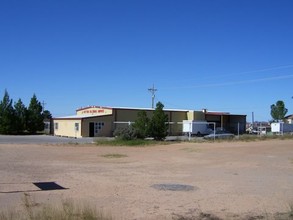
<box><xmin>182</xmin><ymin>120</ymin><xmax>212</xmax><ymax>136</ymax></box>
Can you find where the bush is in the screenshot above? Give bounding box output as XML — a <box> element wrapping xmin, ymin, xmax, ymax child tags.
<box><xmin>113</xmin><ymin>126</ymin><xmax>137</xmax><ymax>140</ymax></box>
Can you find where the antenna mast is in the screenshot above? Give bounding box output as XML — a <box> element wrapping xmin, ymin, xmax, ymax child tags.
<box><xmin>148</xmin><ymin>84</ymin><xmax>157</xmax><ymax>109</ymax></box>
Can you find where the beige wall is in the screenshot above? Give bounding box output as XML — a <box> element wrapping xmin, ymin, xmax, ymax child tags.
<box><xmin>82</xmin><ymin>115</ymin><xmax>115</xmax><ymax>137</ymax></box>
<box><xmin>113</xmin><ymin>109</ymin><xmax>151</xmax><ymax>133</ymax></box>
<box><xmin>187</xmin><ymin>111</ymin><xmax>205</xmax><ymax>120</ymax></box>
<box><xmin>166</xmin><ymin>111</ymin><xmax>188</xmax><ymax>135</ymax></box>
<box><xmin>114</xmin><ymin>109</ymin><xmax>188</xmax><ymax>136</ymax></box>
<box><xmin>54</xmin><ymin>119</ymin><xmax>82</xmax><ymax>138</ymax></box>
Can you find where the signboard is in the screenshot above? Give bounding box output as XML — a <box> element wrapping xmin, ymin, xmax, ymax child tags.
<box><xmin>76</xmin><ymin>106</ymin><xmax>112</xmax><ymax>116</ymax></box>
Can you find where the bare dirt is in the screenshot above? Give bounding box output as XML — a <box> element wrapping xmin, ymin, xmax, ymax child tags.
<box><xmin>0</xmin><ymin>140</ymin><xmax>293</xmax><ymax>219</ymax></box>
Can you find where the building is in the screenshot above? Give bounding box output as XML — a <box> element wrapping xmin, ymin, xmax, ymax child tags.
<box><xmin>53</xmin><ymin>106</ymin><xmax>246</xmax><ymax>138</ymax></box>
<box><xmin>285</xmin><ymin>114</ymin><xmax>293</xmax><ymax>124</ymax></box>
<box><xmin>43</xmin><ymin>118</ymin><xmax>54</xmax><ymax>135</ymax></box>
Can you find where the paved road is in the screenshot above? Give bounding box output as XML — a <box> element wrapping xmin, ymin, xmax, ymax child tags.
<box><xmin>0</xmin><ymin>135</ymin><xmax>94</xmax><ymax>144</ymax></box>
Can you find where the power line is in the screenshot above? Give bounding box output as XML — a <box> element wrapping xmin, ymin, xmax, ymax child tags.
<box><xmin>160</xmin><ymin>64</ymin><xmax>293</xmax><ymax>88</ymax></box>
<box><xmin>160</xmin><ymin>74</ymin><xmax>293</xmax><ymax>90</ymax></box>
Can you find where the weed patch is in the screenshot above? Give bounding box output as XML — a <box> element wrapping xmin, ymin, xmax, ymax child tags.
<box><xmin>180</xmin><ymin>147</ymin><xmax>201</xmax><ymax>153</ymax></box>
<box><xmin>101</xmin><ymin>153</ymin><xmax>128</xmax><ymax>158</ymax></box>
<box><xmin>95</xmin><ymin>138</ymin><xmax>168</xmax><ymax>147</ymax></box>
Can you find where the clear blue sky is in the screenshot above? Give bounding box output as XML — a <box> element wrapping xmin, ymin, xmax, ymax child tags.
<box><xmin>1</xmin><ymin>0</ymin><xmax>293</xmax><ymax>122</ymax></box>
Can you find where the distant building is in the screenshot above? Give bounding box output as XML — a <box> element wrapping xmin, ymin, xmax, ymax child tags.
<box><xmin>43</xmin><ymin>118</ymin><xmax>53</xmax><ymax>135</ymax></box>
<box><xmin>53</xmin><ymin>106</ymin><xmax>246</xmax><ymax>138</ymax></box>
<box><xmin>285</xmin><ymin>114</ymin><xmax>293</xmax><ymax>124</ymax></box>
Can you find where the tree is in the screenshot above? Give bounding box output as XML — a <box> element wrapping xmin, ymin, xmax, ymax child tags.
<box><xmin>26</xmin><ymin>94</ymin><xmax>44</xmax><ymax>133</ymax></box>
<box><xmin>133</xmin><ymin>110</ymin><xmax>150</xmax><ymax>139</ymax></box>
<box><xmin>0</xmin><ymin>90</ymin><xmax>16</xmax><ymax>134</ymax></box>
<box><xmin>148</xmin><ymin>102</ymin><xmax>169</xmax><ymax>140</ymax></box>
<box><xmin>270</xmin><ymin>100</ymin><xmax>288</xmax><ymax>121</ymax></box>
<box><xmin>42</xmin><ymin>110</ymin><xmax>52</xmax><ymax>120</ymax></box>
<box><xmin>14</xmin><ymin>98</ymin><xmax>27</xmax><ymax>133</ymax></box>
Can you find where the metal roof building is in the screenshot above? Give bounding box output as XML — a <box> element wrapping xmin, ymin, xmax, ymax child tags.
<box><xmin>53</xmin><ymin>105</ymin><xmax>246</xmax><ymax>138</ymax></box>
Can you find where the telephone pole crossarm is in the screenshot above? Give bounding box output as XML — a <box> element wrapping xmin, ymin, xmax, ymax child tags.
<box><xmin>148</xmin><ymin>84</ymin><xmax>157</xmax><ymax>109</ymax></box>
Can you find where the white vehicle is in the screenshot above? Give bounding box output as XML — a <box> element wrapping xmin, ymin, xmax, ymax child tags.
<box><xmin>182</xmin><ymin>120</ymin><xmax>213</xmax><ymax>136</ymax></box>
<box><xmin>271</xmin><ymin>122</ymin><xmax>293</xmax><ymax>134</ymax></box>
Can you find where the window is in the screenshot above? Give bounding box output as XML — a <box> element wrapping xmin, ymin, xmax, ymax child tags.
<box><xmin>54</xmin><ymin>123</ymin><xmax>58</xmax><ymax>130</ymax></box>
<box><xmin>94</xmin><ymin>122</ymin><xmax>105</xmax><ymax>134</ymax></box>
<box><xmin>75</xmin><ymin>123</ymin><xmax>79</xmax><ymax>131</ymax></box>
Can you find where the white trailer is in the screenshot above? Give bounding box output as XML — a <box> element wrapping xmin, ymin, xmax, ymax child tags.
<box><xmin>271</xmin><ymin>122</ymin><xmax>293</xmax><ymax>134</ymax></box>
<box><xmin>182</xmin><ymin>120</ymin><xmax>212</xmax><ymax>136</ymax></box>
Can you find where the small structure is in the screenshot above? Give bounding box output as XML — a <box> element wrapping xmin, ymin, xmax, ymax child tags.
<box><xmin>285</xmin><ymin>114</ymin><xmax>293</xmax><ymax>124</ymax></box>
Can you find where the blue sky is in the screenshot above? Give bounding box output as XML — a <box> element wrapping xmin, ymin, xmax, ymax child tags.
<box><xmin>1</xmin><ymin>0</ymin><xmax>293</xmax><ymax>122</ymax></box>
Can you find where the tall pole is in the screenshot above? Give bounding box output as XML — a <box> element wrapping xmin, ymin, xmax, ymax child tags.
<box><xmin>252</xmin><ymin>112</ymin><xmax>254</xmax><ymax>129</ymax></box>
<box><xmin>148</xmin><ymin>84</ymin><xmax>157</xmax><ymax>109</ymax></box>
<box><xmin>42</xmin><ymin>101</ymin><xmax>46</xmax><ymax>113</ymax></box>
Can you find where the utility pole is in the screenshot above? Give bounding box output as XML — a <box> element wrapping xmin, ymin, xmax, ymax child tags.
<box><xmin>42</xmin><ymin>101</ymin><xmax>46</xmax><ymax>113</ymax></box>
<box><xmin>252</xmin><ymin>112</ymin><xmax>254</xmax><ymax>128</ymax></box>
<box><xmin>148</xmin><ymin>84</ymin><xmax>157</xmax><ymax>109</ymax></box>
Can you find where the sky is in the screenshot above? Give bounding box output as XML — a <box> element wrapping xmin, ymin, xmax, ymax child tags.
<box><xmin>1</xmin><ymin>0</ymin><xmax>293</xmax><ymax>122</ymax></box>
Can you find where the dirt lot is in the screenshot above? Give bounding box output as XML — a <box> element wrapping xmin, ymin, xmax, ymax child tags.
<box><xmin>0</xmin><ymin>140</ymin><xmax>293</xmax><ymax>219</ymax></box>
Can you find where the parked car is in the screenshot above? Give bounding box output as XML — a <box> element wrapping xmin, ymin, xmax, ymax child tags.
<box><xmin>203</xmin><ymin>128</ymin><xmax>234</xmax><ymax>139</ymax></box>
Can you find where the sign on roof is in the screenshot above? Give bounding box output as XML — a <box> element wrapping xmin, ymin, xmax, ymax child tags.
<box><xmin>76</xmin><ymin>106</ymin><xmax>113</xmax><ymax>116</ymax></box>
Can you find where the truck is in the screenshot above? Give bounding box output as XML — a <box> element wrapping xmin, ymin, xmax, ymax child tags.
<box><xmin>271</xmin><ymin>122</ymin><xmax>293</xmax><ymax>134</ymax></box>
<box><xmin>182</xmin><ymin>120</ymin><xmax>212</xmax><ymax>136</ymax></box>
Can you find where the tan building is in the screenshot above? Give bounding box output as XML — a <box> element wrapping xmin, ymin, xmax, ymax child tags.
<box><xmin>285</xmin><ymin>114</ymin><xmax>293</xmax><ymax>124</ymax></box>
<box><xmin>53</xmin><ymin>106</ymin><xmax>246</xmax><ymax>138</ymax></box>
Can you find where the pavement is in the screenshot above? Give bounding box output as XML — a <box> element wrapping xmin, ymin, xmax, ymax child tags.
<box><xmin>0</xmin><ymin>135</ymin><xmax>95</xmax><ymax>144</ymax></box>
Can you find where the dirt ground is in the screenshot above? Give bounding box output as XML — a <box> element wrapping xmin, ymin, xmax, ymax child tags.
<box><xmin>0</xmin><ymin>140</ymin><xmax>293</xmax><ymax>219</ymax></box>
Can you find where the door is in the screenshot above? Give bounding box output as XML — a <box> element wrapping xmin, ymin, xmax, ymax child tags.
<box><xmin>89</xmin><ymin>122</ymin><xmax>95</xmax><ymax>137</ymax></box>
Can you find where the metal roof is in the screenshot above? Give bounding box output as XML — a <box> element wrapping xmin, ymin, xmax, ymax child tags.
<box><xmin>57</xmin><ymin>105</ymin><xmax>246</xmax><ymax>119</ymax></box>
<box><xmin>76</xmin><ymin>105</ymin><xmax>192</xmax><ymax>112</ymax></box>
<box><xmin>54</xmin><ymin>114</ymin><xmax>102</xmax><ymax>120</ymax></box>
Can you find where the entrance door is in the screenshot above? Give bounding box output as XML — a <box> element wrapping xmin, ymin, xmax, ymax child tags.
<box><xmin>89</xmin><ymin>122</ymin><xmax>95</xmax><ymax>137</ymax></box>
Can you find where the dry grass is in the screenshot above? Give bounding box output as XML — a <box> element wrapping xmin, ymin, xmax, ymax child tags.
<box><xmin>95</xmin><ymin>138</ymin><xmax>169</xmax><ymax>146</ymax></box>
<box><xmin>0</xmin><ymin>193</ymin><xmax>112</xmax><ymax>220</ymax></box>
<box><xmin>180</xmin><ymin>147</ymin><xmax>201</xmax><ymax>153</ymax></box>
<box><xmin>101</xmin><ymin>153</ymin><xmax>128</xmax><ymax>158</ymax></box>
<box><xmin>1</xmin><ymin>195</ymin><xmax>292</xmax><ymax>220</ymax></box>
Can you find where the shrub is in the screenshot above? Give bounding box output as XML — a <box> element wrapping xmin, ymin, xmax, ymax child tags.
<box><xmin>113</xmin><ymin>126</ymin><xmax>136</xmax><ymax>140</ymax></box>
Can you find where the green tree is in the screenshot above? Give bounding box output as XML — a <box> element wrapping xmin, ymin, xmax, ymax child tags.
<box><xmin>14</xmin><ymin>98</ymin><xmax>27</xmax><ymax>133</ymax></box>
<box><xmin>148</xmin><ymin>102</ymin><xmax>169</xmax><ymax>140</ymax></box>
<box><xmin>42</xmin><ymin>110</ymin><xmax>52</xmax><ymax>120</ymax></box>
<box><xmin>270</xmin><ymin>100</ymin><xmax>288</xmax><ymax>121</ymax></box>
<box><xmin>26</xmin><ymin>94</ymin><xmax>44</xmax><ymax>133</ymax></box>
<box><xmin>0</xmin><ymin>90</ymin><xmax>16</xmax><ymax>134</ymax></box>
<box><xmin>133</xmin><ymin>110</ymin><xmax>150</xmax><ymax>139</ymax></box>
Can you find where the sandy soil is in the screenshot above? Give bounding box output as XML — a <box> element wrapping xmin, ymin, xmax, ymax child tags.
<box><xmin>0</xmin><ymin>140</ymin><xmax>293</xmax><ymax>219</ymax></box>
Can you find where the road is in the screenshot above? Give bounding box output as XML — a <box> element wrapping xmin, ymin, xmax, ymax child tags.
<box><xmin>0</xmin><ymin>135</ymin><xmax>94</xmax><ymax>144</ymax></box>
